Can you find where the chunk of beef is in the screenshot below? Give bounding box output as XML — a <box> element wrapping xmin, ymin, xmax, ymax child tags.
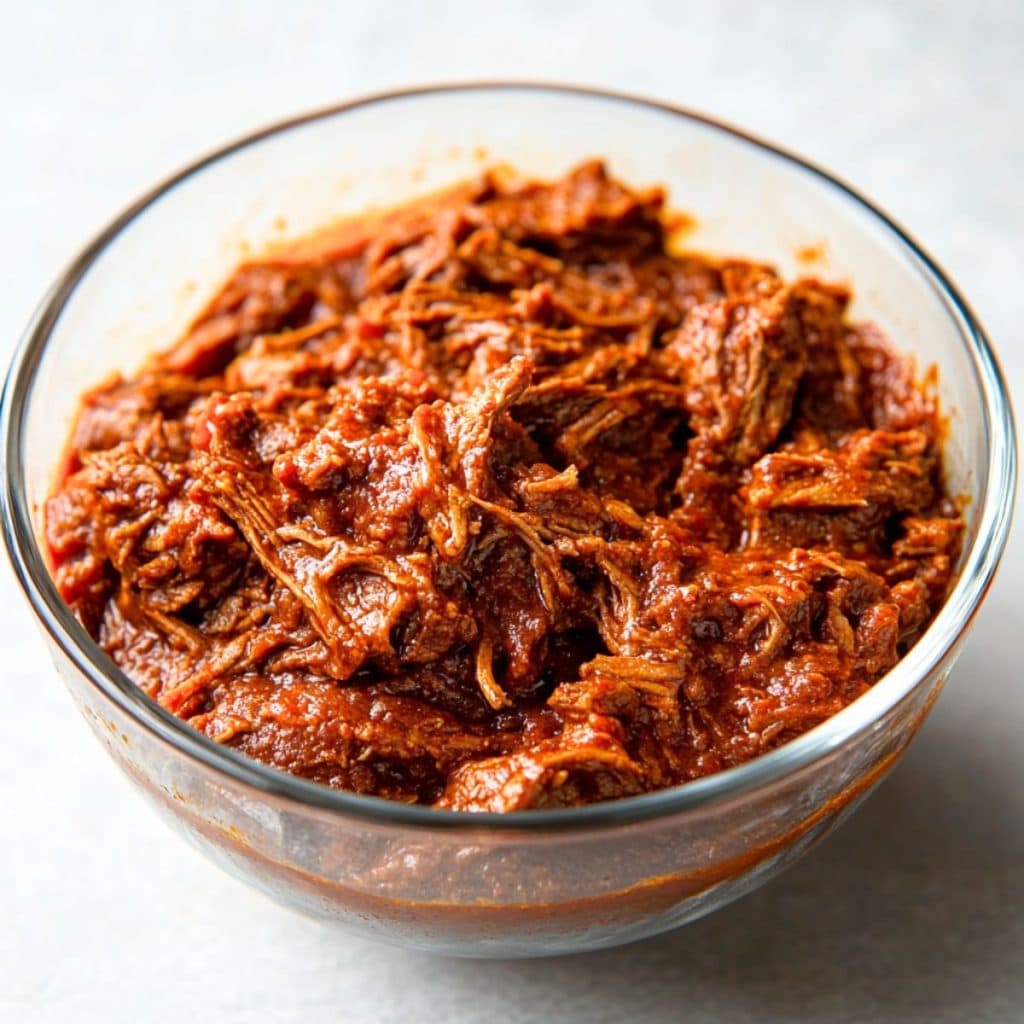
<box><xmin>438</xmin><ymin>715</ymin><xmax>644</xmax><ymax>812</ymax></box>
<box><xmin>666</xmin><ymin>268</ymin><xmax>806</xmax><ymax>465</ymax></box>
<box><xmin>47</xmin><ymin>443</ymin><xmax>246</xmax><ymax>637</ymax></box>
<box><xmin>745</xmin><ymin>429</ymin><xmax>938</xmax><ymax>554</ymax></box>
<box><xmin>189</xmin><ymin>675</ymin><xmax>506</xmax><ymax>802</ymax></box>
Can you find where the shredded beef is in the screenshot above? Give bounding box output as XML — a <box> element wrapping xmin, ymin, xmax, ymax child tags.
<box><xmin>46</xmin><ymin>161</ymin><xmax>962</xmax><ymax>811</ymax></box>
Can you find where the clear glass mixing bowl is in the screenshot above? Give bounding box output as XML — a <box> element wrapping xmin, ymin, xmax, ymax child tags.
<box><xmin>1</xmin><ymin>84</ymin><xmax>1015</xmax><ymax>957</ymax></box>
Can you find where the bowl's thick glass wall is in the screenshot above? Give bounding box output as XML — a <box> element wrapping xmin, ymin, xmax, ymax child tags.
<box><xmin>53</xmin><ymin>629</ymin><xmax>948</xmax><ymax>955</ymax></box>
<box><xmin>3</xmin><ymin>86</ymin><xmax>1014</xmax><ymax>956</ymax></box>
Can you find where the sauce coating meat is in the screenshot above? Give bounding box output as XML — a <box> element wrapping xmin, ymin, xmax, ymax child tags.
<box><xmin>46</xmin><ymin>162</ymin><xmax>962</xmax><ymax>811</ymax></box>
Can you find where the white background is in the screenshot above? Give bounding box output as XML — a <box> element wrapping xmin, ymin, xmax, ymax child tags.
<box><xmin>2</xmin><ymin>2</ymin><xmax>1021</xmax><ymax>1021</ymax></box>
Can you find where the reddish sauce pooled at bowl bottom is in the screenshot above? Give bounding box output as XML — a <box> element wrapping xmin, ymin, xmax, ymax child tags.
<box><xmin>45</xmin><ymin>161</ymin><xmax>963</xmax><ymax>813</ymax></box>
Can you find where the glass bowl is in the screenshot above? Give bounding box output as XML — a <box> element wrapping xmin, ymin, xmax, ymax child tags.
<box><xmin>1</xmin><ymin>84</ymin><xmax>1015</xmax><ymax>957</ymax></box>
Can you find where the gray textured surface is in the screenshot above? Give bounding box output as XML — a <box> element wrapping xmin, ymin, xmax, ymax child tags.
<box><xmin>2</xmin><ymin>2</ymin><xmax>1021</xmax><ymax>1020</ymax></box>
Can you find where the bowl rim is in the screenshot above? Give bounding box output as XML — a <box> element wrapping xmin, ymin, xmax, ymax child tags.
<box><xmin>1</xmin><ymin>81</ymin><xmax>1016</xmax><ymax>832</ymax></box>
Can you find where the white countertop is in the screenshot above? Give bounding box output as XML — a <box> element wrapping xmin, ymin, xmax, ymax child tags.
<box><xmin>2</xmin><ymin>2</ymin><xmax>1021</xmax><ymax>1021</ymax></box>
